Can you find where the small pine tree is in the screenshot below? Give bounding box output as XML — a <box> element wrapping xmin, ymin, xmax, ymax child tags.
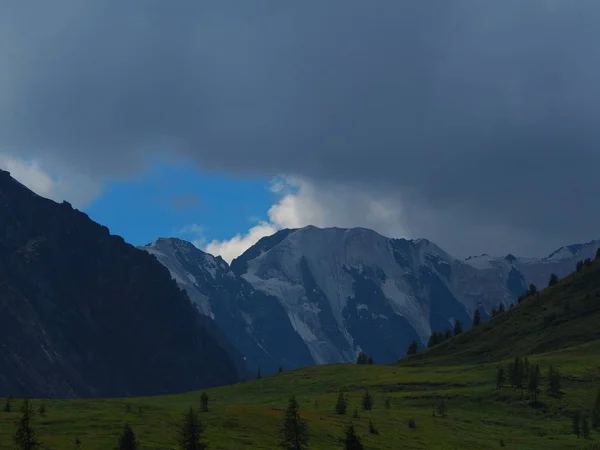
<box><xmin>178</xmin><ymin>407</ymin><xmax>207</xmax><ymax>450</ymax></box>
<box><xmin>491</xmin><ymin>307</ymin><xmax>498</xmax><ymax>318</ymax></box>
<box><xmin>356</xmin><ymin>352</ymin><xmax>367</xmax><ymax>365</ymax></box>
<box><xmin>256</xmin><ymin>368</ymin><xmax>262</xmax><ymax>380</ymax></box>
<box><xmin>496</xmin><ymin>367</ymin><xmax>505</xmax><ymax>389</ymax></box>
<box><xmin>38</xmin><ymin>404</ymin><xmax>46</xmax><ymax>417</ymax></box>
<box><xmin>13</xmin><ymin>399</ymin><xmax>39</xmax><ymax>450</ymax></box>
<box><xmin>200</xmin><ymin>392</ymin><xmax>209</xmax><ymax>412</ymax></box>
<box><xmin>437</xmin><ymin>399</ymin><xmax>446</xmax><ymax>418</ymax></box>
<box><xmin>118</xmin><ymin>424</ymin><xmax>137</xmax><ymax>450</ymax></box>
<box><xmin>582</xmin><ymin>416</ymin><xmax>590</xmax><ymax>440</ymax></box>
<box><xmin>75</xmin><ymin>437</ymin><xmax>81</xmax><ymax>449</ymax></box>
<box><xmin>573</xmin><ymin>412</ymin><xmax>581</xmax><ymax>438</ymax></box>
<box><xmin>528</xmin><ymin>364</ymin><xmax>541</xmax><ymax>404</ymax></box>
<box><xmin>473</xmin><ymin>309</ymin><xmax>481</xmax><ymax>327</ymax></box>
<box><xmin>384</xmin><ymin>397</ymin><xmax>391</xmax><ymax>409</ymax></box>
<box><xmin>367</xmin><ymin>356</ymin><xmax>374</xmax><ymax>365</ymax></box>
<box><xmin>527</xmin><ymin>283</ymin><xmax>538</xmax><ymax>296</ymax></box>
<box><xmin>498</xmin><ymin>303</ymin><xmax>505</xmax><ymax>314</ymax></box>
<box><xmin>279</xmin><ymin>396</ymin><xmax>308</xmax><ymax>450</ymax></box>
<box><xmin>407</xmin><ymin>340</ymin><xmax>418</xmax><ymax>355</ymax></box>
<box><xmin>596</xmin><ymin>248</ymin><xmax>600</xmax><ymax>260</ymax></box>
<box><xmin>362</xmin><ymin>390</ymin><xmax>373</xmax><ymax>411</ymax></box>
<box><xmin>548</xmin><ymin>273</ymin><xmax>559</xmax><ymax>287</ymax></box>
<box><xmin>576</xmin><ymin>260</ymin><xmax>584</xmax><ymax>272</ymax></box>
<box><xmin>453</xmin><ymin>320</ymin><xmax>463</xmax><ymax>336</ymax></box>
<box><xmin>4</xmin><ymin>395</ymin><xmax>12</xmax><ymax>412</ymax></box>
<box><xmin>408</xmin><ymin>418</ymin><xmax>417</xmax><ymax>429</ymax></box>
<box><xmin>335</xmin><ymin>391</ymin><xmax>347</xmax><ymax>415</ymax></box>
<box><xmin>278</xmin><ymin>366</ymin><xmax>284</xmax><ymax>373</ymax></box>
<box><xmin>592</xmin><ymin>390</ymin><xmax>600</xmax><ymax>430</ymax></box>
<box><xmin>343</xmin><ymin>423</ymin><xmax>363</xmax><ymax>450</ymax></box>
<box><xmin>368</xmin><ymin>420</ymin><xmax>379</xmax><ymax>435</ymax></box>
<box><xmin>444</xmin><ymin>329</ymin><xmax>452</xmax><ymax>340</ymax></box>
<box><xmin>352</xmin><ymin>408</ymin><xmax>359</xmax><ymax>419</ymax></box>
<box><xmin>548</xmin><ymin>365</ymin><xmax>561</xmax><ymax>396</ymax></box>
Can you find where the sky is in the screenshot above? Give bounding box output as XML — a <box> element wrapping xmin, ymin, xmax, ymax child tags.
<box><xmin>1</xmin><ymin>1</ymin><xmax>600</xmax><ymax>263</ymax></box>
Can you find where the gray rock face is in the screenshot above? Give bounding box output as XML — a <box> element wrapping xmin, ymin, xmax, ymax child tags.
<box><xmin>0</xmin><ymin>169</ymin><xmax>239</xmax><ymax>398</ymax></box>
<box><xmin>144</xmin><ymin>227</ymin><xmax>599</xmax><ymax>371</ymax></box>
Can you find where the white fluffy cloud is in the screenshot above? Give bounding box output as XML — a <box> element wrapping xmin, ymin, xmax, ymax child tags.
<box><xmin>201</xmin><ymin>177</ymin><xmax>410</xmax><ymax>263</ymax></box>
<box><xmin>0</xmin><ymin>154</ymin><xmax>101</xmax><ymax>209</ymax></box>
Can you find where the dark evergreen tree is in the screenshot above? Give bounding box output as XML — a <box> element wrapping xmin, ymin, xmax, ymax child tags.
<box><xmin>573</xmin><ymin>412</ymin><xmax>581</xmax><ymax>438</ymax></box>
<box><xmin>407</xmin><ymin>340</ymin><xmax>418</xmax><ymax>355</ymax></box>
<box><xmin>384</xmin><ymin>398</ymin><xmax>391</xmax><ymax>409</ymax></box>
<box><xmin>335</xmin><ymin>391</ymin><xmax>347</xmax><ymax>415</ymax></box>
<box><xmin>444</xmin><ymin>329</ymin><xmax>452</xmax><ymax>340</ymax></box>
<box><xmin>498</xmin><ymin>303</ymin><xmax>505</xmax><ymax>314</ymax></box>
<box><xmin>362</xmin><ymin>390</ymin><xmax>373</xmax><ymax>411</ymax></box>
<box><xmin>584</xmin><ymin>258</ymin><xmax>593</xmax><ymax>268</ymax></box>
<box><xmin>548</xmin><ymin>273</ymin><xmax>559</xmax><ymax>287</ymax></box>
<box><xmin>352</xmin><ymin>409</ymin><xmax>359</xmax><ymax>419</ymax></box>
<box><xmin>342</xmin><ymin>423</ymin><xmax>363</xmax><ymax>450</ymax></box>
<box><xmin>527</xmin><ymin>283</ymin><xmax>538</xmax><ymax>296</ymax></box>
<box><xmin>37</xmin><ymin>404</ymin><xmax>46</xmax><ymax>417</ymax></box>
<box><xmin>356</xmin><ymin>352</ymin><xmax>367</xmax><ymax>364</ymax></box>
<box><xmin>75</xmin><ymin>437</ymin><xmax>82</xmax><ymax>449</ymax></box>
<box><xmin>4</xmin><ymin>395</ymin><xmax>12</xmax><ymax>412</ymax></box>
<box><xmin>200</xmin><ymin>392</ymin><xmax>209</xmax><ymax>412</ymax></box>
<box><xmin>496</xmin><ymin>367</ymin><xmax>505</xmax><ymax>389</ymax></box>
<box><xmin>279</xmin><ymin>396</ymin><xmax>308</xmax><ymax>450</ymax></box>
<box><xmin>596</xmin><ymin>248</ymin><xmax>600</xmax><ymax>260</ymax></box>
<box><xmin>592</xmin><ymin>390</ymin><xmax>600</xmax><ymax>430</ymax></box>
<box><xmin>117</xmin><ymin>424</ymin><xmax>137</xmax><ymax>450</ymax></box>
<box><xmin>582</xmin><ymin>416</ymin><xmax>590</xmax><ymax>440</ymax></box>
<box><xmin>528</xmin><ymin>364</ymin><xmax>541</xmax><ymax>404</ymax></box>
<box><xmin>279</xmin><ymin>367</ymin><xmax>284</xmax><ymax>373</ymax></box>
<box><xmin>178</xmin><ymin>407</ymin><xmax>207</xmax><ymax>450</ymax></box>
<box><xmin>368</xmin><ymin>420</ymin><xmax>379</xmax><ymax>435</ymax></box>
<box><xmin>437</xmin><ymin>399</ymin><xmax>446</xmax><ymax>418</ymax></box>
<box><xmin>453</xmin><ymin>320</ymin><xmax>463</xmax><ymax>336</ymax></box>
<box><xmin>367</xmin><ymin>356</ymin><xmax>374</xmax><ymax>365</ymax></box>
<box><xmin>576</xmin><ymin>260</ymin><xmax>584</xmax><ymax>272</ymax></box>
<box><xmin>548</xmin><ymin>366</ymin><xmax>561</xmax><ymax>396</ymax></box>
<box><xmin>13</xmin><ymin>399</ymin><xmax>39</xmax><ymax>450</ymax></box>
<box><xmin>491</xmin><ymin>307</ymin><xmax>498</xmax><ymax>318</ymax></box>
<box><xmin>473</xmin><ymin>309</ymin><xmax>481</xmax><ymax>327</ymax></box>
<box><xmin>256</xmin><ymin>368</ymin><xmax>262</xmax><ymax>380</ymax></box>
<box><xmin>408</xmin><ymin>418</ymin><xmax>417</xmax><ymax>429</ymax></box>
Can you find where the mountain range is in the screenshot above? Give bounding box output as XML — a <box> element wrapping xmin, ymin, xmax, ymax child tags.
<box><xmin>140</xmin><ymin>226</ymin><xmax>599</xmax><ymax>376</ymax></box>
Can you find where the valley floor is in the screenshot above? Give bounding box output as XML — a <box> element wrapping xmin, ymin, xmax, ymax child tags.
<box><xmin>2</xmin><ymin>341</ymin><xmax>600</xmax><ymax>449</ymax></box>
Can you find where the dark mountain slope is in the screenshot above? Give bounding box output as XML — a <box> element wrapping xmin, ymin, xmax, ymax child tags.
<box><xmin>406</xmin><ymin>254</ymin><xmax>600</xmax><ymax>365</ymax></box>
<box><xmin>0</xmin><ymin>169</ymin><xmax>238</xmax><ymax>398</ymax></box>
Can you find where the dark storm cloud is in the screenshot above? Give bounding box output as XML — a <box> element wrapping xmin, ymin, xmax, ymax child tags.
<box><xmin>1</xmin><ymin>0</ymin><xmax>600</xmax><ymax>253</ymax></box>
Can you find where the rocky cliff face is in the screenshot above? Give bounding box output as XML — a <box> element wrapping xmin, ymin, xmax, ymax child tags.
<box><xmin>0</xmin><ymin>169</ymin><xmax>239</xmax><ymax>398</ymax></box>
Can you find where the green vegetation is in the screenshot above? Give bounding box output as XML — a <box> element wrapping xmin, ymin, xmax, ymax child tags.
<box><xmin>1</xmin><ymin>253</ymin><xmax>600</xmax><ymax>448</ymax></box>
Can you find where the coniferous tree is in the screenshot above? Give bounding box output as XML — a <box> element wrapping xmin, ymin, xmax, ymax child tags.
<box><xmin>407</xmin><ymin>340</ymin><xmax>418</xmax><ymax>355</ymax></box>
<box><xmin>473</xmin><ymin>309</ymin><xmax>481</xmax><ymax>327</ymax></box>
<box><xmin>444</xmin><ymin>329</ymin><xmax>452</xmax><ymax>340</ymax></box>
<box><xmin>548</xmin><ymin>273</ymin><xmax>559</xmax><ymax>287</ymax></box>
<box><xmin>368</xmin><ymin>420</ymin><xmax>379</xmax><ymax>435</ymax></box>
<box><xmin>367</xmin><ymin>356</ymin><xmax>374</xmax><ymax>365</ymax></box>
<box><xmin>548</xmin><ymin>366</ymin><xmax>561</xmax><ymax>396</ymax></box>
<box><xmin>491</xmin><ymin>307</ymin><xmax>498</xmax><ymax>318</ymax></box>
<box><xmin>362</xmin><ymin>390</ymin><xmax>373</xmax><ymax>411</ymax></box>
<box><xmin>496</xmin><ymin>367</ymin><xmax>505</xmax><ymax>389</ymax></box>
<box><xmin>200</xmin><ymin>392</ymin><xmax>209</xmax><ymax>412</ymax></box>
<box><xmin>576</xmin><ymin>260</ymin><xmax>584</xmax><ymax>272</ymax></box>
<box><xmin>4</xmin><ymin>395</ymin><xmax>12</xmax><ymax>412</ymax></box>
<box><xmin>37</xmin><ymin>404</ymin><xmax>46</xmax><ymax>417</ymax></box>
<box><xmin>384</xmin><ymin>397</ymin><xmax>391</xmax><ymax>409</ymax></box>
<box><xmin>117</xmin><ymin>424</ymin><xmax>137</xmax><ymax>450</ymax></box>
<box><xmin>352</xmin><ymin>408</ymin><xmax>359</xmax><ymax>419</ymax></box>
<box><xmin>592</xmin><ymin>390</ymin><xmax>600</xmax><ymax>430</ymax></box>
<box><xmin>13</xmin><ymin>399</ymin><xmax>39</xmax><ymax>450</ymax></box>
<box><xmin>582</xmin><ymin>416</ymin><xmax>590</xmax><ymax>440</ymax></box>
<box><xmin>527</xmin><ymin>283</ymin><xmax>538</xmax><ymax>296</ymax></box>
<box><xmin>596</xmin><ymin>248</ymin><xmax>600</xmax><ymax>260</ymax></box>
<box><xmin>453</xmin><ymin>320</ymin><xmax>463</xmax><ymax>336</ymax></box>
<box><xmin>573</xmin><ymin>412</ymin><xmax>581</xmax><ymax>438</ymax></box>
<box><xmin>437</xmin><ymin>399</ymin><xmax>446</xmax><ymax>418</ymax></box>
<box><xmin>498</xmin><ymin>303</ymin><xmax>505</xmax><ymax>314</ymax></box>
<box><xmin>178</xmin><ymin>407</ymin><xmax>207</xmax><ymax>450</ymax></box>
<box><xmin>356</xmin><ymin>352</ymin><xmax>367</xmax><ymax>364</ymax></box>
<box><xmin>528</xmin><ymin>364</ymin><xmax>541</xmax><ymax>404</ymax></box>
<box><xmin>279</xmin><ymin>367</ymin><xmax>284</xmax><ymax>373</ymax></box>
<box><xmin>335</xmin><ymin>391</ymin><xmax>347</xmax><ymax>415</ymax></box>
<box><xmin>75</xmin><ymin>437</ymin><xmax>82</xmax><ymax>449</ymax></box>
<box><xmin>256</xmin><ymin>368</ymin><xmax>262</xmax><ymax>380</ymax></box>
<box><xmin>342</xmin><ymin>423</ymin><xmax>363</xmax><ymax>450</ymax></box>
<box><xmin>279</xmin><ymin>396</ymin><xmax>308</xmax><ymax>450</ymax></box>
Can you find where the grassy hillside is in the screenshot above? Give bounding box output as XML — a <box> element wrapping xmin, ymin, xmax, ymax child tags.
<box><xmin>1</xmin><ymin>258</ymin><xmax>599</xmax><ymax>448</ymax></box>
<box><xmin>0</xmin><ymin>340</ymin><xmax>599</xmax><ymax>449</ymax></box>
<box><xmin>407</xmin><ymin>255</ymin><xmax>600</xmax><ymax>366</ymax></box>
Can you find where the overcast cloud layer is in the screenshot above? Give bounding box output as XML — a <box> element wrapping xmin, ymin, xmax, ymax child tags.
<box><xmin>2</xmin><ymin>1</ymin><xmax>600</xmax><ymax>257</ymax></box>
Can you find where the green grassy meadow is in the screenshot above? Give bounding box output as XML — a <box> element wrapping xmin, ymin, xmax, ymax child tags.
<box><xmin>1</xmin><ymin>339</ymin><xmax>599</xmax><ymax>449</ymax></box>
